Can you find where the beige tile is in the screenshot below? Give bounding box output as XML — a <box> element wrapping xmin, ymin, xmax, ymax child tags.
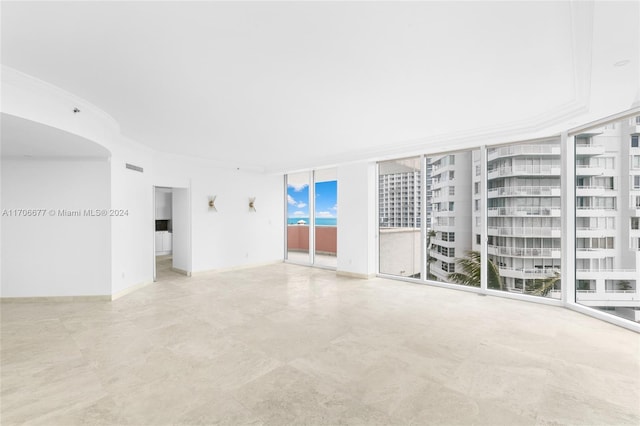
<box><xmin>1</xmin><ymin>263</ymin><xmax>639</xmax><ymax>425</ymax></box>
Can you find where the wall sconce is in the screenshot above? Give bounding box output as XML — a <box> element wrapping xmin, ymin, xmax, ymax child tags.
<box><xmin>249</xmin><ymin>197</ymin><xmax>256</xmax><ymax>212</ymax></box>
<box><xmin>208</xmin><ymin>196</ymin><xmax>217</xmax><ymax>212</ymax></box>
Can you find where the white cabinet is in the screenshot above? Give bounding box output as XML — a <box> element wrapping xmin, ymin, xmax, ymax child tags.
<box><xmin>155</xmin><ymin>231</ymin><xmax>173</xmax><ymax>254</ymax></box>
<box><xmin>163</xmin><ymin>232</ymin><xmax>172</xmax><ymax>252</ymax></box>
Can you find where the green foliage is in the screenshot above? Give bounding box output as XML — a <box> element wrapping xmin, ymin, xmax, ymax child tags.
<box><xmin>447</xmin><ymin>251</ymin><xmax>502</xmax><ymax>289</ymax></box>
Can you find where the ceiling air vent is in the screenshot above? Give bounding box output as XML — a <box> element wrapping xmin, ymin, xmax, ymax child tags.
<box><xmin>125</xmin><ymin>163</ymin><xmax>144</xmax><ymax>173</ymax></box>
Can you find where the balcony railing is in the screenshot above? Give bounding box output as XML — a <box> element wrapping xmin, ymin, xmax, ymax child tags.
<box><xmin>287</xmin><ymin>225</ymin><xmax>337</xmax><ymax>255</ymax></box>
<box><xmin>488</xmin><ymin>245</ymin><xmax>558</xmax><ymax>257</ymax></box>
<box><xmin>487</xmin><ymin>206</ymin><xmax>561</xmax><ymax>216</ymax></box>
<box><xmin>488</xmin><ymin>186</ymin><xmax>560</xmax><ymax>198</ymax></box>
<box><xmin>488</xmin><ymin>226</ymin><xmax>560</xmax><ymax>237</ymax></box>
<box><xmin>487</xmin><ymin>144</ymin><xmax>560</xmax><ymax>160</ymax></box>
<box><xmin>498</xmin><ymin>266</ymin><xmax>559</xmax><ymax>276</ymax></box>
<box><xmin>488</xmin><ymin>166</ymin><xmax>561</xmax><ymax>178</ymax></box>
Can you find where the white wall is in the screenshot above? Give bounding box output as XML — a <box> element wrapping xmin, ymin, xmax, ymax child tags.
<box><xmin>1</xmin><ymin>67</ymin><xmax>286</xmax><ymax>298</ymax></box>
<box><xmin>109</xmin><ymin>137</ymin><xmax>156</xmax><ymax>295</ymax></box>
<box><xmin>172</xmin><ymin>187</ymin><xmax>191</xmax><ymax>273</ymax></box>
<box><xmin>337</xmin><ymin>161</ymin><xmax>377</xmax><ymax>277</ymax></box>
<box><xmin>152</xmin><ymin>157</ymin><xmax>284</xmax><ymax>273</ymax></box>
<box><xmin>1</xmin><ymin>158</ymin><xmax>111</xmax><ymax>297</ymax></box>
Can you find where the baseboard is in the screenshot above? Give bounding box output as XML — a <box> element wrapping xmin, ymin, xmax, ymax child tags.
<box><xmin>191</xmin><ymin>260</ymin><xmax>283</xmax><ymax>276</ymax></box>
<box><xmin>336</xmin><ymin>270</ymin><xmax>375</xmax><ymax>280</ymax></box>
<box><xmin>111</xmin><ymin>280</ymin><xmax>154</xmax><ymax>301</ymax></box>
<box><xmin>0</xmin><ymin>295</ymin><xmax>111</xmax><ymax>303</ymax></box>
<box><xmin>171</xmin><ymin>267</ymin><xmax>192</xmax><ymax>276</ymax></box>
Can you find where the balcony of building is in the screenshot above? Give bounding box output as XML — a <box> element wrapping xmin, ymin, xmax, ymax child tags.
<box><xmin>287</xmin><ymin>225</ymin><xmax>337</xmax><ymax>266</ymax></box>
<box><xmin>575</xmin><ymin>186</ymin><xmax>616</xmax><ymax>196</ymax></box>
<box><xmin>575</xmin><ymin>142</ymin><xmax>606</xmax><ymax>156</ymax></box>
<box><xmin>576</xmin><ymin>206</ymin><xmax>617</xmax><ymax>217</ymax></box>
<box><xmin>498</xmin><ymin>266</ymin><xmax>559</xmax><ymax>279</ymax></box>
<box><xmin>487</xmin><ymin>186</ymin><xmax>561</xmax><ymax>198</ymax></box>
<box><xmin>575</xmin><ymin>165</ymin><xmax>607</xmax><ymax>176</ymax></box>
<box><xmin>487</xmin><ymin>144</ymin><xmax>560</xmax><ymax>161</ymax></box>
<box><xmin>488</xmin><ymin>245</ymin><xmax>560</xmax><ymax>258</ymax></box>
<box><xmin>575</xmin><ymin>248</ymin><xmax>616</xmax><ymax>259</ymax></box>
<box><xmin>487</xmin><ymin>206</ymin><xmax>562</xmax><ymax>217</ymax></box>
<box><xmin>575</xmin><ymin>227</ymin><xmax>617</xmax><ymax>237</ymax></box>
<box><xmin>487</xmin><ymin>166</ymin><xmax>561</xmax><ymax>179</ymax></box>
<box><xmin>488</xmin><ymin>226</ymin><xmax>561</xmax><ymax>238</ymax></box>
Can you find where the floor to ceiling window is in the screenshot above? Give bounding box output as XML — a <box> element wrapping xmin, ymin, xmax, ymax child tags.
<box><xmin>285</xmin><ymin>169</ymin><xmax>338</xmax><ymax>268</ymax></box>
<box><xmin>574</xmin><ymin>116</ymin><xmax>639</xmax><ymax>322</ymax></box>
<box><xmin>374</xmin><ymin>109</ymin><xmax>639</xmax><ymax>330</ymax></box>
<box><xmin>286</xmin><ymin>172</ymin><xmax>311</xmax><ymax>263</ymax></box>
<box><xmin>427</xmin><ymin>149</ymin><xmax>481</xmax><ymax>287</ymax></box>
<box><xmin>487</xmin><ymin>139</ymin><xmax>562</xmax><ymax>298</ymax></box>
<box><xmin>314</xmin><ymin>168</ymin><xmax>338</xmax><ymax>268</ymax></box>
<box><xmin>378</xmin><ymin>157</ymin><xmax>422</xmax><ymax>279</ymax></box>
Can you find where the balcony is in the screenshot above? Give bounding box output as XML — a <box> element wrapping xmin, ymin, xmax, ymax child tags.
<box><xmin>487</xmin><ymin>166</ymin><xmax>561</xmax><ymax>179</ymax></box>
<box><xmin>487</xmin><ymin>226</ymin><xmax>561</xmax><ymax>237</ymax></box>
<box><xmin>575</xmin><ymin>227</ymin><xmax>616</xmax><ymax>237</ymax></box>
<box><xmin>576</xmin><ymin>206</ymin><xmax>617</xmax><ymax>217</ymax></box>
<box><xmin>576</xmin><ymin>248</ymin><xmax>616</xmax><ymax>259</ymax></box>
<box><xmin>498</xmin><ymin>267</ymin><xmax>559</xmax><ymax>279</ymax></box>
<box><xmin>487</xmin><ymin>186</ymin><xmax>561</xmax><ymax>198</ymax></box>
<box><xmin>575</xmin><ymin>165</ymin><xmax>606</xmax><ymax>176</ymax></box>
<box><xmin>487</xmin><ymin>206</ymin><xmax>561</xmax><ymax>217</ymax></box>
<box><xmin>488</xmin><ymin>245</ymin><xmax>560</xmax><ymax>258</ymax></box>
<box><xmin>575</xmin><ymin>143</ymin><xmax>605</xmax><ymax>156</ymax></box>
<box><xmin>575</xmin><ymin>186</ymin><xmax>615</xmax><ymax>196</ymax></box>
<box><xmin>287</xmin><ymin>225</ymin><xmax>337</xmax><ymax>266</ymax></box>
<box><xmin>487</xmin><ymin>144</ymin><xmax>560</xmax><ymax>161</ymax></box>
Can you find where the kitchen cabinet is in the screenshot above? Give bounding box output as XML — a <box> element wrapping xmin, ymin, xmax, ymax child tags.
<box><xmin>155</xmin><ymin>231</ymin><xmax>172</xmax><ymax>255</ymax></box>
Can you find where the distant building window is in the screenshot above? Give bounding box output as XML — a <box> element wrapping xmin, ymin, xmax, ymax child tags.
<box><xmin>449</xmin><ymin>171</ymin><xmax>455</xmax><ymax>180</ymax></box>
<box><xmin>449</xmin><ymin>186</ymin><xmax>455</xmax><ymax>196</ymax></box>
<box><xmin>475</xmin><ymin>165</ymin><xmax>481</xmax><ymax>176</ymax></box>
<box><xmin>632</xmin><ymin>218</ymin><xmax>640</xmax><ymax>230</ymax></box>
<box><xmin>632</xmin><ymin>135</ymin><xmax>639</xmax><ymax>148</ymax></box>
<box><xmin>474</xmin><ymin>200</ymin><xmax>480</xmax><ymax>211</ymax></box>
<box><xmin>634</xmin><ymin>176</ymin><xmax>640</xmax><ymax>190</ymax></box>
<box><xmin>442</xmin><ymin>262</ymin><xmax>456</xmax><ymax>272</ymax></box>
<box><xmin>442</xmin><ymin>232</ymin><xmax>455</xmax><ymax>242</ymax></box>
<box><xmin>474</xmin><ymin>182</ymin><xmax>480</xmax><ymax>194</ymax></box>
<box><xmin>476</xmin><ymin>234</ymin><xmax>481</xmax><ymax>245</ymax></box>
<box><xmin>448</xmin><ymin>202</ymin><xmax>455</xmax><ymax>211</ymax></box>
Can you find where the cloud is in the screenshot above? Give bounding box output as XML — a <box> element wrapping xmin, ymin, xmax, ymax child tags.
<box><xmin>316</xmin><ymin>211</ymin><xmax>335</xmax><ymax>218</ymax></box>
<box><xmin>293</xmin><ymin>211</ymin><xmax>306</xmax><ymax>217</ymax></box>
<box><xmin>288</xmin><ymin>183</ymin><xmax>309</xmax><ymax>192</ymax></box>
<box><xmin>297</xmin><ymin>202</ymin><xmax>307</xmax><ymax>208</ymax></box>
<box><xmin>287</xmin><ymin>194</ymin><xmax>297</xmax><ymax>205</ymax></box>
<box><xmin>331</xmin><ymin>204</ymin><xmax>338</xmax><ymax>211</ymax></box>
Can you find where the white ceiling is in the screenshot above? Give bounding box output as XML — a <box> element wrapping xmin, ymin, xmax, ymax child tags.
<box><xmin>1</xmin><ymin>1</ymin><xmax>638</xmax><ymax>172</ymax></box>
<box><xmin>1</xmin><ymin>113</ymin><xmax>111</xmax><ymax>159</ymax></box>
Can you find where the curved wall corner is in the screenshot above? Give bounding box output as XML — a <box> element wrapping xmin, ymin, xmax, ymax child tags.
<box><xmin>1</xmin><ymin>66</ymin><xmax>156</xmax><ymax>298</ymax></box>
<box><xmin>1</xmin><ymin>65</ymin><xmax>120</xmax><ymax>154</ymax></box>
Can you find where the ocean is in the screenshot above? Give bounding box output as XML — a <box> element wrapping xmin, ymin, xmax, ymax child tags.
<box><xmin>287</xmin><ymin>218</ymin><xmax>337</xmax><ymax>226</ymax></box>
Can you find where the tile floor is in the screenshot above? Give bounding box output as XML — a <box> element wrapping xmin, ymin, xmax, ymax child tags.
<box><xmin>1</xmin><ymin>263</ymin><xmax>639</xmax><ymax>425</ymax></box>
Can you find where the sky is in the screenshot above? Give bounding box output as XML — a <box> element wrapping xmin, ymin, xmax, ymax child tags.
<box><xmin>287</xmin><ymin>181</ymin><xmax>337</xmax><ymax>219</ymax></box>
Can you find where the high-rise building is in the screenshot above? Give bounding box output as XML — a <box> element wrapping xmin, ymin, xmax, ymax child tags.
<box><xmin>573</xmin><ymin>117</ymin><xmax>640</xmax><ymax>318</ymax></box>
<box><xmin>485</xmin><ymin>140</ymin><xmax>562</xmax><ymax>294</ymax></box>
<box><xmin>429</xmin><ymin>152</ymin><xmax>472</xmax><ymax>282</ymax></box>
<box><xmin>378</xmin><ymin>161</ymin><xmax>422</xmax><ymax>228</ymax></box>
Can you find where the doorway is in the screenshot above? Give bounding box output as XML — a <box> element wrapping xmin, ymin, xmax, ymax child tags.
<box><xmin>153</xmin><ymin>186</ymin><xmax>191</xmax><ymax>281</ymax></box>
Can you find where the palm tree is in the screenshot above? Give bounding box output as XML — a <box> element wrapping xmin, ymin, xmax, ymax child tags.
<box><xmin>448</xmin><ymin>250</ymin><xmax>503</xmax><ymax>289</ymax></box>
<box><xmin>528</xmin><ymin>271</ymin><xmax>561</xmax><ymax>297</ymax></box>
